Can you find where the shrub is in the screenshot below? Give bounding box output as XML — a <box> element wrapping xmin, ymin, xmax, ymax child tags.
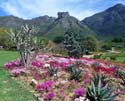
<box><xmin>110</xmin><ymin>56</ymin><xmax>116</xmax><ymax>61</ymax></box>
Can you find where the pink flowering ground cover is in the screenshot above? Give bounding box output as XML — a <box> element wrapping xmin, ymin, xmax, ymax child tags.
<box><xmin>4</xmin><ymin>53</ymin><xmax>125</xmax><ymax>100</ymax></box>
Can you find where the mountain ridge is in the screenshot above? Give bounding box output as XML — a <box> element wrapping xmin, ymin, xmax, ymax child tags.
<box><xmin>1</xmin><ymin>3</ymin><xmax>125</xmax><ymax>39</ymax></box>
<box><xmin>0</xmin><ymin>12</ymin><xmax>95</xmax><ymax>40</ymax></box>
<box><xmin>82</xmin><ymin>3</ymin><xmax>125</xmax><ymax>38</ymax></box>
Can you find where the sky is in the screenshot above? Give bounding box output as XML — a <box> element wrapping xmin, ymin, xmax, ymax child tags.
<box><xmin>0</xmin><ymin>0</ymin><xmax>125</xmax><ymax>20</ymax></box>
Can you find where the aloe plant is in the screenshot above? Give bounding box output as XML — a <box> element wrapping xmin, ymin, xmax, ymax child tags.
<box><xmin>67</xmin><ymin>64</ymin><xmax>82</xmax><ymax>82</ymax></box>
<box><xmin>67</xmin><ymin>64</ymin><xmax>74</xmax><ymax>73</ymax></box>
<box><xmin>86</xmin><ymin>74</ymin><xmax>118</xmax><ymax>101</ymax></box>
<box><xmin>70</xmin><ymin>68</ymin><xmax>82</xmax><ymax>82</ymax></box>
<box><xmin>116</xmin><ymin>68</ymin><xmax>125</xmax><ymax>85</ymax></box>
<box><xmin>48</xmin><ymin>66</ymin><xmax>58</xmax><ymax>76</ymax></box>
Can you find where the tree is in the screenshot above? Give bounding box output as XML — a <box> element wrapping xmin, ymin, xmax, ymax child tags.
<box><xmin>63</xmin><ymin>30</ymin><xmax>82</xmax><ymax>58</ymax></box>
<box><xmin>53</xmin><ymin>36</ymin><xmax>64</xmax><ymax>44</ymax></box>
<box><xmin>8</xmin><ymin>24</ymin><xmax>43</xmax><ymax>68</ymax></box>
<box><xmin>0</xmin><ymin>28</ymin><xmax>14</xmax><ymax>49</ymax></box>
<box><xmin>82</xmin><ymin>35</ymin><xmax>99</xmax><ymax>52</ymax></box>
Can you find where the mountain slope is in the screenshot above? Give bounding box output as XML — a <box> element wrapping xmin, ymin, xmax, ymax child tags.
<box><xmin>45</xmin><ymin>12</ymin><xmax>95</xmax><ymax>40</ymax></box>
<box><xmin>82</xmin><ymin>3</ymin><xmax>125</xmax><ymax>38</ymax></box>
<box><xmin>0</xmin><ymin>15</ymin><xmax>24</xmax><ymax>28</ymax></box>
<box><xmin>0</xmin><ymin>12</ymin><xmax>95</xmax><ymax>40</ymax></box>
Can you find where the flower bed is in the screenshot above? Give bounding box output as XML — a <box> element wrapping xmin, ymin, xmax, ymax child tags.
<box><xmin>4</xmin><ymin>53</ymin><xmax>125</xmax><ymax>101</ymax></box>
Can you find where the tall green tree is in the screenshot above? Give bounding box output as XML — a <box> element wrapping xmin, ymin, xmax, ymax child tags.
<box><xmin>63</xmin><ymin>30</ymin><xmax>82</xmax><ymax>58</ymax></box>
<box><xmin>82</xmin><ymin>35</ymin><xmax>99</xmax><ymax>52</ymax></box>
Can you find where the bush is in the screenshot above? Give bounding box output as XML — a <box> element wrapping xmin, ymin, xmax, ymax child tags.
<box><xmin>110</xmin><ymin>56</ymin><xmax>116</xmax><ymax>61</ymax></box>
<box><xmin>93</xmin><ymin>54</ymin><xmax>102</xmax><ymax>59</ymax></box>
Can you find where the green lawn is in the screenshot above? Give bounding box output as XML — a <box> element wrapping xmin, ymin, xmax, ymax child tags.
<box><xmin>100</xmin><ymin>52</ymin><xmax>125</xmax><ymax>63</ymax></box>
<box><xmin>0</xmin><ymin>50</ymin><xmax>35</xmax><ymax>101</ymax></box>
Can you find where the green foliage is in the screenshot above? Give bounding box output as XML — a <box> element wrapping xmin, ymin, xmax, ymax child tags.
<box><xmin>82</xmin><ymin>35</ymin><xmax>99</xmax><ymax>52</ymax></box>
<box><xmin>47</xmin><ymin>66</ymin><xmax>58</xmax><ymax>76</ymax></box>
<box><xmin>0</xmin><ymin>28</ymin><xmax>14</xmax><ymax>50</ymax></box>
<box><xmin>86</xmin><ymin>74</ymin><xmax>118</xmax><ymax>101</ymax></box>
<box><xmin>116</xmin><ymin>67</ymin><xmax>125</xmax><ymax>85</ymax></box>
<box><xmin>63</xmin><ymin>30</ymin><xmax>82</xmax><ymax>58</ymax></box>
<box><xmin>67</xmin><ymin>64</ymin><xmax>82</xmax><ymax>82</ymax></box>
<box><xmin>53</xmin><ymin>36</ymin><xmax>64</xmax><ymax>44</ymax></box>
<box><xmin>112</xmin><ymin>38</ymin><xmax>124</xmax><ymax>43</ymax></box>
<box><xmin>110</xmin><ymin>55</ymin><xmax>116</xmax><ymax>61</ymax></box>
<box><xmin>93</xmin><ymin>54</ymin><xmax>102</xmax><ymax>59</ymax></box>
<box><xmin>99</xmin><ymin>52</ymin><xmax>125</xmax><ymax>63</ymax></box>
<box><xmin>101</xmin><ymin>42</ymin><xmax>112</xmax><ymax>51</ymax></box>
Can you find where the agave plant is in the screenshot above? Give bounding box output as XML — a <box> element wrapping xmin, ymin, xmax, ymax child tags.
<box><xmin>67</xmin><ymin>64</ymin><xmax>75</xmax><ymax>73</ymax></box>
<box><xmin>70</xmin><ymin>68</ymin><xmax>82</xmax><ymax>82</ymax></box>
<box><xmin>47</xmin><ymin>66</ymin><xmax>58</xmax><ymax>76</ymax></box>
<box><xmin>86</xmin><ymin>74</ymin><xmax>118</xmax><ymax>101</ymax></box>
<box><xmin>92</xmin><ymin>73</ymin><xmax>107</xmax><ymax>86</ymax></box>
<box><xmin>67</xmin><ymin>64</ymin><xmax>83</xmax><ymax>82</ymax></box>
<box><xmin>116</xmin><ymin>68</ymin><xmax>125</xmax><ymax>85</ymax></box>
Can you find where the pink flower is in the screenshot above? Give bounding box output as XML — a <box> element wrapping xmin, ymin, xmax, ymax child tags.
<box><xmin>74</xmin><ymin>87</ymin><xmax>85</xmax><ymax>97</ymax></box>
<box><xmin>4</xmin><ymin>59</ymin><xmax>21</xmax><ymax>69</ymax></box>
<box><xmin>35</xmin><ymin>80</ymin><xmax>54</xmax><ymax>92</ymax></box>
<box><xmin>84</xmin><ymin>79</ymin><xmax>89</xmax><ymax>85</ymax></box>
<box><xmin>44</xmin><ymin>92</ymin><xmax>55</xmax><ymax>100</ymax></box>
<box><xmin>11</xmin><ymin>68</ymin><xmax>25</xmax><ymax>77</ymax></box>
<box><xmin>32</xmin><ymin>60</ymin><xmax>43</xmax><ymax>68</ymax></box>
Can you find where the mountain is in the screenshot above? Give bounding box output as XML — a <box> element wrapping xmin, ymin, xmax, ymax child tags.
<box><xmin>0</xmin><ymin>15</ymin><xmax>24</xmax><ymax>28</ymax></box>
<box><xmin>82</xmin><ymin>3</ymin><xmax>125</xmax><ymax>38</ymax></box>
<box><xmin>44</xmin><ymin>12</ymin><xmax>95</xmax><ymax>39</ymax></box>
<box><xmin>0</xmin><ymin>12</ymin><xmax>95</xmax><ymax>40</ymax></box>
<box><xmin>26</xmin><ymin>15</ymin><xmax>56</xmax><ymax>35</ymax></box>
<box><xmin>0</xmin><ymin>15</ymin><xmax>55</xmax><ymax>34</ymax></box>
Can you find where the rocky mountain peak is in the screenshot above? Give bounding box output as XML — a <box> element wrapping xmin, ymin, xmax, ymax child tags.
<box><xmin>57</xmin><ymin>12</ymin><xmax>69</xmax><ymax>19</ymax></box>
<box><xmin>106</xmin><ymin>3</ymin><xmax>125</xmax><ymax>12</ymax></box>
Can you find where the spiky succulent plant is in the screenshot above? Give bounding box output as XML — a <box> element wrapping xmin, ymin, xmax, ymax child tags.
<box><xmin>70</xmin><ymin>68</ymin><xmax>82</xmax><ymax>82</ymax></box>
<box><xmin>67</xmin><ymin>64</ymin><xmax>82</xmax><ymax>82</ymax></box>
<box><xmin>116</xmin><ymin>68</ymin><xmax>125</xmax><ymax>85</ymax></box>
<box><xmin>86</xmin><ymin>74</ymin><xmax>118</xmax><ymax>101</ymax></box>
<box><xmin>48</xmin><ymin>66</ymin><xmax>58</xmax><ymax>76</ymax></box>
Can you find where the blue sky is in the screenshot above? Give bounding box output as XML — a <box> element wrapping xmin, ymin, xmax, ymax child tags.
<box><xmin>0</xmin><ymin>0</ymin><xmax>125</xmax><ymax>20</ymax></box>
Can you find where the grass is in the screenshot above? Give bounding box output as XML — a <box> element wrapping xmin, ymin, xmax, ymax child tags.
<box><xmin>100</xmin><ymin>52</ymin><xmax>125</xmax><ymax>63</ymax></box>
<box><xmin>0</xmin><ymin>50</ymin><xmax>36</xmax><ymax>101</ymax></box>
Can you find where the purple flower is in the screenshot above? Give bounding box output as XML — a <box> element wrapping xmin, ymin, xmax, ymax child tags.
<box><xmin>32</xmin><ymin>60</ymin><xmax>43</xmax><ymax>68</ymax></box>
<box><xmin>4</xmin><ymin>59</ymin><xmax>21</xmax><ymax>69</ymax></box>
<box><xmin>84</xmin><ymin>79</ymin><xmax>89</xmax><ymax>85</ymax></box>
<box><xmin>35</xmin><ymin>80</ymin><xmax>54</xmax><ymax>92</ymax></box>
<box><xmin>11</xmin><ymin>68</ymin><xmax>25</xmax><ymax>77</ymax></box>
<box><xmin>44</xmin><ymin>92</ymin><xmax>55</xmax><ymax>100</ymax></box>
<box><xmin>74</xmin><ymin>87</ymin><xmax>84</xmax><ymax>97</ymax></box>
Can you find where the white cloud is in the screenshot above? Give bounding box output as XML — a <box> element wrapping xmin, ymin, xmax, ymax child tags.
<box><xmin>0</xmin><ymin>0</ymin><xmax>97</xmax><ymax>20</ymax></box>
<box><xmin>0</xmin><ymin>0</ymin><xmax>124</xmax><ymax>20</ymax></box>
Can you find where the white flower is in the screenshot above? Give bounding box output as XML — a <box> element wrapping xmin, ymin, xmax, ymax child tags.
<box><xmin>79</xmin><ymin>96</ymin><xmax>85</xmax><ymax>101</ymax></box>
<box><xmin>31</xmin><ymin>79</ymin><xmax>38</xmax><ymax>85</ymax></box>
<box><xmin>44</xmin><ymin>63</ymin><xmax>50</xmax><ymax>67</ymax></box>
